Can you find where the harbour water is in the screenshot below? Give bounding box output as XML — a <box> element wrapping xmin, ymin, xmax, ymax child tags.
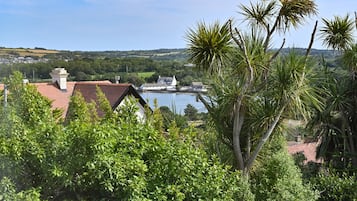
<box><xmin>139</xmin><ymin>92</ymin><xmax>207</xmax><ymax>114</ymax></box>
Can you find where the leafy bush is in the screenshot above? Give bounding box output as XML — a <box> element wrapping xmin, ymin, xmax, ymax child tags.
<box><xmin>311</xmin><ymin>172</ymin><xmax>357</xmax><ymax>201</ymax></box>
<box><xmin>251</xmin><ymin>136</ymin><xmax>319</xmax><ymax>201</ymax></box>
<box><xmin>146</xmin><ymin>136</ymin><xmax>254</xmax><ymax>200</ymax></box>
<box><xmin>58</xmin><ymin>99</ymin><xmax>254</xmax><ymax>200</ymax></box>
<box><xmin>0</xmin><ymin>76</ymin><xmax>254</xmax><ymax>200</ymax></box>
<box><xmin>0</xmin><ymin>177</ymin><xmax>40</xmax><ymax>201</ymax></box>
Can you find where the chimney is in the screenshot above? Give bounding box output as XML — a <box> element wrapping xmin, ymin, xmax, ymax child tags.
<box><xmin>50</xmin><ymin>68</ymin><xmax>69</xmax><ymax>91</ymax></box>
<box><xmin>295</xmin><ymin>135</ymin><xmax>302</xmax><ymax>144</ymax></box>
<box><xmin>115</xmin><ymin>75</ymin><xmax>121</xmax><ymax>84</ymax></box>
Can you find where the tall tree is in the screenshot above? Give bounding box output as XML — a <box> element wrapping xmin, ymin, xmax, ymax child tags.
<box><xmin>187</xmin><ymin>0</ymin><xmax>320</xmax><ymax>175</ymax></box>
<box><xmin>309</xmin><ymin>14</ymin><xmax>357</xmax><ymax>169</ymax></box>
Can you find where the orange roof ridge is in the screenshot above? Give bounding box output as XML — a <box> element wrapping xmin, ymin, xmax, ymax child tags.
<box><xmin>74</xmin><ymin>82</ymin><xmax>131</xmax><ymax>86</ymax></box>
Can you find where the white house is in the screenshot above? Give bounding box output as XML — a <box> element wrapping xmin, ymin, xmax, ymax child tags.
<box><xmin>157</xmin><ymin>75</ymin><xmax>177</xmax><ymax>86</ymax></box>
<box><xmin>139</xmin><ymin>75</ymin><xmax>177</xmax><ymax>91</ymax></box>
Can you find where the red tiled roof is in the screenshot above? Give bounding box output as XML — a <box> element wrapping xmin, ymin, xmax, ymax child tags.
<box><xmin>73</xmin><ymin>83</ymin><xmax>147</xmax><ymax>117</ymax></box>
<box><xmin>288</xmin><ymin>142</ymin><xmax>322</xmax><ymax>163</ymax></box>
<box><xmin>35</xmin><ymin>81</ymin><xmax>112</xmax><ymax>118</ymax></box>
<box><xmin>1</xmin><ymin>80</ymin><xmax>147</xmax><ymax>119</ymax></box>
<box><xmin>35</xmin><ymin>82</ymin><xmax>76</xmax><ymax>116</ymax></box>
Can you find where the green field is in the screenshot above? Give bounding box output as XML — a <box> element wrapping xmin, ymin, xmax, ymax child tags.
<box><xmin>0</xmin><ymin>48</ymin><xmax>59</xmax><ymax>57</ymax></box>
<box><xmin>138</xmin><ymin>72</ymin><xmax>155</xmax><ymax>78</ymax></box>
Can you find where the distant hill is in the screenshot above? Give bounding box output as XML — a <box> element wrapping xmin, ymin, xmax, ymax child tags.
<box><xmin>0</xmin><ymin>47</ymin><xmax>59</xmax><ymax>58</ymax></box>
<box><xmin>0</xmin><ymin>47</ymin><xmax>336</xmax><ymax>61</ymax></box>
<box><xmin>277</xmin><ymin>47</ymin><xmax>336</xmax><ymax>57</ymax></box>
<box><xmin>68</xmin><ymin>48</ymin><xmax>189</xmax><ymax>61</ymax></box>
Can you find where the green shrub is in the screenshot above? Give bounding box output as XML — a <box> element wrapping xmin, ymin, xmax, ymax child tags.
<box><xmin>0</xmin><ymin>177</ymin><xmax>40</xmax><ymax>201</ymax></box>
<box><xmin>251</xmin><ymin>150</ymin><xmax>319</xmax><ymax>201</ymax></box>
<box><xmin>311</xmin><ymin>172</ymin><xmax>357</xmax><ymax>201</ymax></box>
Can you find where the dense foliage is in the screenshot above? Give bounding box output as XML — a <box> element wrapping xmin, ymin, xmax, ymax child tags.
<box><xmin>308</xmin><ymin>13</ymin><xmax>357</xmax><ymax>171</ymax></box>
<box><xmin>251</xmin><ymin>136</ymin><xmax>319</xmax><ymax>201</ymax></box>
<box><xmin>311</xmin><ymin>172</ymin><xmax>357</xmax><ymax>201</ymax></box>
<box><xmin>0</xmin><ymin>73</ymin><xmax>254</xmax><ymax>200</ymax></box>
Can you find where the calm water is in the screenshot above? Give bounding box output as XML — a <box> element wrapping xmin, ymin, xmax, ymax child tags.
<box><xmin>139</xmin><ymin>92</ymin><xmax>207</xmax><ymax>114</ymax></box>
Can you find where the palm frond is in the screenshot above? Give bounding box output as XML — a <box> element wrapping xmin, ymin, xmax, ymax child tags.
<box><xmin>230</xmin><ymin>32</ymin><xmax>269</xmax><ymax>81</ymax></box>
<box><xmin>269</xmin><ymin>51</ymin><xmax>322</xmax><ymax>119</ymax></box>
<box><xmin>320</xmin><ymin>15</ymin><xmax>355</xmax><ymax>51</ymax></box>
<box><xmin>186</xmin><ymin>21</ymin><xmax>233</xmax><ymax>75</ymax></box>
<box><xmin>239</xmin><ymin>1</ymin><xmax>277</xmax><ymax>30</ymax></box>
<box><xmin>342</xmin><ymin>43</ymin><xmax>357</xmax><ymax>72</ymax></box>
<box><xmin>276</xmin><ymin>0</ymin><xmax>318</xmax><ymax>32</ymax></box>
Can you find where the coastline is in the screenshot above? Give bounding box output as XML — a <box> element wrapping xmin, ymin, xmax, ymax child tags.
<box><xmin>137</xmin><ymin>88</ymin><xmax>207</xmax><ymax>94</ymax></box>
<box><xmin>139</xmin><ymin>90</ymin><xmax>207</xmax><ymax>113</ymax></box>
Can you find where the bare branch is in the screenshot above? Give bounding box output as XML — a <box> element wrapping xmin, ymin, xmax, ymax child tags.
<box><xmin>305</xmin><ymin>21</ymin><xmax>318</xmax><ymax>57</ymax></box>
<box><xmin>269</xmin><ymin>38</ymin><xmax>286</xmax><ymax>63</ymax></box>
<box><xmin>263</xmin><ymin>23</ymin><xmax>272</xmax><ymax>52</ymax></box>
<box><xmin>228</xmin><ymin>20</ymin><xmax>243</xmax><ymax>51</ymax></box>
<box><xmin>196</xmin><ymin>93</ymin><xmax>213</xmax><ymax>113</ymax></box>
<box><xmin>235</xmin><ymin>28</ymin><xmax>254</xmax><ymax>86</ymax></box>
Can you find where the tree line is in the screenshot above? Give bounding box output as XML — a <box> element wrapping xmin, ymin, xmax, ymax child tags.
<box><xmin>0</xmin><ymin>57</ymin><xmax>207</xmax><ymax>87</ymax></box>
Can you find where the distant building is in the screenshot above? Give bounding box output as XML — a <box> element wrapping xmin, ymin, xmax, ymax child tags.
<box><xmin>190</xmin><ymin>82</ymin><xmax>207</xmax><ymax>92</ymax></box>
<box><xmin>157</xmin><ymin>75</ymin><xmax>177</xmax><ymax>86</ymax></box>
<box><xmin>138</xmin><ymin>83</ymin><xmax>167</xmax><ymax>91</ymax></box>
<box><xmin>139</xmin><ymin>75</ymin><xmax>177</xmax><ymax>91</ymax></box>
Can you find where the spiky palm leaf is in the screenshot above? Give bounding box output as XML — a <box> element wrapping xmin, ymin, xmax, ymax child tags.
<box><xmin>308</xmin><ymin>67</ymin><xmax>357</xmax><ymax>169</ymax></box>
<box><xmin>320</xmin><ymin>15</ymin><xmax>355</xmax><ymax>51</ymax></box>
<box><xmin>269</xmin><ymin>52</ymin><xmax>322</xmax><ymax>119</ymax></box>
<box><xmin>230</xmin><ymin>32</ymin><xmax>269</xmax><ymax>80</ymax></box>
<box><xmin>316</xmin><ymin>13</ymin><xmax>357</xmax><ymax>169</ymax></box>
<box><xmin>240</xmin><ymin>1</ymin><xmax>277</xmax><ymax>30</ymax></box>
<box><xmin>342</xmin><ymin>43</ymin><xmax>357</xmax><ymax>72</ymax></box>
<box><xmin>186</xmin><ymin>21</ymin><xmax>232</xmax><ymax>75</ymax></box>
<box><xmin>240</xmin><ymin>0</ymin><xmax>317</xmax><ymax>33</ymax></box>
<box><xmin>276</xmin><ymin>0</ymin><xmax>317</xmax><ymax>32</ymax></box>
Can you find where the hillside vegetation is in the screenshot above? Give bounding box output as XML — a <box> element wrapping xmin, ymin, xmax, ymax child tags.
<box><xmin>0</xmin><ymin>46</ymin><xmax>336</xmax><ymax>61</ymax></box>
<box><xmin>0</xmin><ymin>47</ymin><xmax>59</xmax><ymax>57</ymax></box>
<box><xmin>0</xmin><ymin>46</ymin><xmax>340</xmax><ymax>90</ymax></box>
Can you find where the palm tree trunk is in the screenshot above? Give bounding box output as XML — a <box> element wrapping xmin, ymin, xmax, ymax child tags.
<box><xmin>233</xmin><ymin>99</ymin><xmax>245</xmax><ymax>171</ymax></box>
<box><xmin>245</xmin><ymin>105</ymin><xmax>285</xmax><ymax>172</ymax></box>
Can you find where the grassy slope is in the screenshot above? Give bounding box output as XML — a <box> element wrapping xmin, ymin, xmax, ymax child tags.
<box><xmin>0</xmin><ymin>48</ymin><xmax>59</xmax><ymax>57</ymax></box>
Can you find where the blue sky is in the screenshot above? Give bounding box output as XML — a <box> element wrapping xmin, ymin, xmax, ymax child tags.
<box><xmin>0</xmin><ymin>0</ymin><xmax>356</xmax><ymax>51</ymax></box>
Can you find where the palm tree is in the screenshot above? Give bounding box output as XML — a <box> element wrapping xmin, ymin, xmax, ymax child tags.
<box><xmin>310</xmin><ymin>14</ymin><xmax>357</xmax><ymax>170</ymax></box>
<box><xmin>186</xmin><ymin>0</ymin><xmax>319</xmax><ymax>175</ymax></box>
<box><xmin>309</xmin><ymin>66</ymin><xmax>357</xmax><ymax>169</ymax></box>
